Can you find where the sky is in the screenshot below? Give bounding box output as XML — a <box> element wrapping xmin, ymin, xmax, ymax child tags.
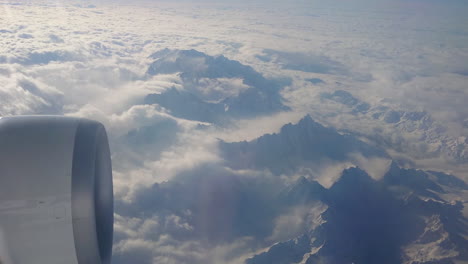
<box><xmin>0</xmin><ymin>0</ymin><xmax>468</xmax><ymax>263</ymax></box>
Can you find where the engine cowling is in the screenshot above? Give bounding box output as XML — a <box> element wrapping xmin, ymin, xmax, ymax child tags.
<box><xmin>0</xmin><ymin>116</ymin><xmax>113</xmax><ymax>264</ymax></box>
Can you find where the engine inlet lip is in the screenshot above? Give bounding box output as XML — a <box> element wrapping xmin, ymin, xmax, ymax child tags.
<box><xmin>72</xmin><ymin>119</ymin><xmax>113</xmax><ymax>264</ymax></box>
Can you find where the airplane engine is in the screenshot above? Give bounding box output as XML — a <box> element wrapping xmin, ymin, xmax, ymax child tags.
<box><xmin>0</xmin><ymin>116</ymin><xmax>113</xmax><ymax>264</ymax></box>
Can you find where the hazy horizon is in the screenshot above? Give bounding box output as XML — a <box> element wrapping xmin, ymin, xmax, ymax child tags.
<box><xmin>1</xmin><ymin>0</ymin><xmax>467</xmax><ymax>263</ymax></box>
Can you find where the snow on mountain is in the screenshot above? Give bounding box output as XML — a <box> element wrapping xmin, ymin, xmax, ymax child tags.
<box><xmin>220</xmin><ymin>115</ymin><xmax>388</xmax><ymax>175</ymax></box>
<box><xmin>320</xmin><ymin>90</ymin><xmax>370</xmax><ymax>114</ymax></box>
<box><xmin>403</xmin><ymin>215</ymin><xmax>460</xmax><ymax>264</ymax></box>
<box><xmin>144</xmin><ymin>49</ymin><xmax>289</xmax><ymax>123</ymax></box>
<box><xmin>144</xmin><ymin>88</ymin><xmax>225</xmax><ymax>124</ymax></box>
<box><xmin>113</xmin><ymin>113</ymin><xmax>468</xmax><ymax>264</ymax></box>
<box><xmin>245</xmin><ymin>234</ymin><xmax>311</xmax><ymax>264</ymax></box>
<box><xmin>247</xmin><ymin>166</ymin><xmax>468</xmax><ymax>264</ymax></box>
<box><xmin>320</xmin><ymin>90</ymin><xmax>468</xmax><ymax>163</ymax></box>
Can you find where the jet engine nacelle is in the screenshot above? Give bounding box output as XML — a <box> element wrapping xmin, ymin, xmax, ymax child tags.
<box><xmin>0</xmin><ymin>116</ymin><xmax>113</xmax><ymax>264</ymax></box>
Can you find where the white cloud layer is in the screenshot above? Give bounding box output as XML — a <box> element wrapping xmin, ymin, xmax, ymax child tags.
<box><xmin>1</xmin><ymin>0</ymin><xmax>467</xmax><ymax>263</ymax></box>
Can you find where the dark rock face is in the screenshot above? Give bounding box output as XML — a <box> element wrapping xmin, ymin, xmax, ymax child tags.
<box><xmin>319</xmin><ymin>89</ymin><xmax>467</xmax><ymax>163</ymax></box>
<box><xmin>307</xmin><ymin>168</ymin><xmax>419</xmax><ymax>264</ymax></box>
<box><xmin>220</xmin><ymin>115</ymin><xmax>388</xmax><ymax>174</ymax></box>
<box><xmin>306</xmin><ymin>78</ymin><xmax>325</xmax><ymax>84</ymax></box>
<box><xmin>144</xmin><ymin>88</ymin><xmax>225</xmax><ymax>123</ymax></box>
<box><xmin>147</xmin><ymin>49</ymin><xmax>262</xmax><ymax>81</ymax></box>
<box><xmin>279</xmin><ymin>176</ymin><xmax>326</xmax><ymax>205</ymax></box>
<box><xmin>114</xmin><ymin>51</ymin><xmax>468</xmax><ymax>263</ymax></box>
<box><xmin>321</xmin><ymin>90</ymin><xmax>370</xmax><ymax>114</ymax></box>
<box><xmin>117</xmin><ymin>124</ymin><xmax>467</xmax><ymax>264</ymax></box>
<box><xmin>144</xmin><ymin>49</ymin><xmax>289</xmax><ymax>123</ymax></box>
<box><xmin>247</xmin><ymin>167</ymin><xmax>468</xmax><ymax>264</ymax></box>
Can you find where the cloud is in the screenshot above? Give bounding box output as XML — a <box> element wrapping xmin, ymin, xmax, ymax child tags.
<box><xmin>144</xmin><ymin>49</ymin><xmax>290</xmax><ymax>123</ymax></box>
<box><xmin>350</xmin><ymin>153</ymin><xmax>392</xmax><ymax>180</ymax></box>
<box><xmin>113</xmin><ymin>232</ymin><xmax>258</xmax><ymax>264</ymax></box>
<box><xmin>16</xmin><ymin>50</ymin><xmax>82</xmax><ymax>65</ymax></box>
<box><xmin>213</xmin><ymin>111</ymin><xmax>305</xmax><ymax>142</ymax></box>
<box><xmin>0</xmin><ymin>1</ymin><xmax>467</xmax><ymax>264</ymax></box>
<box><xmin>112</xmin><ymin>128</ymin><xmax>220</xmax><ymax>202</ymax></box>
<box><xmin>185</xmin><ymin>77</ymin><xmax>250</xmax><ymax>102</ymax></box>
<box><xmin>219</xmin><ymin>115</ymin><xmax>389</xmax><ymax>176</ymax></box>
<box><xmin>258</xmin><ymin>49</ymin><xmax>346</xmax><ymax>75</ymax></box>
<box><xmin>249</xmin><ymin>167</ymin><xmax>468</xmax><ymax>264</ymax></box>
<box><xmin>113</xmin><ymin>164</ymin><xmax>287</xmax><ymax>264</ymax></box>
<box><xmin>285</xmin><ymin>78</ymin><xmax>468</xmax><ymax>173</ymax></box>
<box><xmin>0</xmin><ymin>69</ymin><xmax>63</xmax><ymax>115</ymax></box>
<box><xmin>268</xmin><ymin>203</ymin><xmax>327</xmax><ymax>243</ymax></box>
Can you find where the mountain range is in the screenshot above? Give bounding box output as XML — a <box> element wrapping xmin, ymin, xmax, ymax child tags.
<box><xmin>247</xmin><ymin>165</ymin><xmax>468</xmax><ymax>264</ymax></box>
<box><xmin>144</xmin><ymin>49</ymin><xmax>290</xmax><ymax>124</ymax></box>
<box><xmin>220</xmin><ymin>115</ymin><xmax>388</xmax><ymax>175</ymax></box>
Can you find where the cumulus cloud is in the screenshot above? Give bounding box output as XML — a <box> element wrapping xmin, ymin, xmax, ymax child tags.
<box><xmin>113</xmin><ymin>163</ymin><xmax>287</xmax><ymax>264</ymax></box>
<box><xmin>0</xmin><ymin>69</ymin><xmax>63</xmax><ymax>115</ymax></box>
<box><xmin>113</xmin><ymin>128</ymin><xmax>220</xmax><ymax>202</ymax></box>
